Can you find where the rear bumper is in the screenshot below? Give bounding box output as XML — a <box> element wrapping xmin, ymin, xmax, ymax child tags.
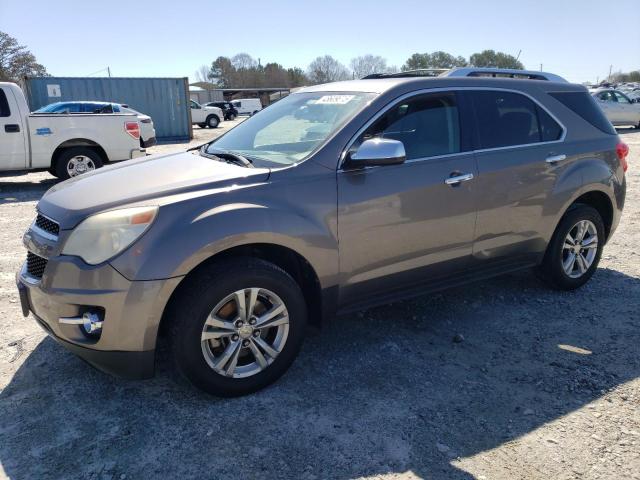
<box><xmin>141</xmin><ymin>136</ymin><xmax>157</xmax><ymax>148</ymax></box>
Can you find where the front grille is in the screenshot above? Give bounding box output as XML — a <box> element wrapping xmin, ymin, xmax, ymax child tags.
<box><xmin>26</xmin><ymin>252</ymin><xmax>48</xmax><ymax>279</ymax></box>
<box><xmin>34</xmin><ymin>214</ymin><xmax>60</xmax><ymax>236</ymax></box>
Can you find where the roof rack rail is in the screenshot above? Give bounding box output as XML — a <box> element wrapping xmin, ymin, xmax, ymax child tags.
<box><xmin>443</xmin><ymin>67</ymin><xmax>567</xmax><ymax>82</ymax></box>
<box><xmin>362</xmin><ymin>69</ymin><xmax>449</xmax><ymax>79</ymax></box>
<box><xmin>362</xmin><ymin>67</ymin><xmax>567</xmax><ymax>83</ymax></box>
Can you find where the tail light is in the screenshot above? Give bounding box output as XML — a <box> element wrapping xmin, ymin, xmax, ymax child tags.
<box><xmin>125</xmin><ymin>121</ymin><xmax>140</xmax><ymax>139</ymax></box>
<box><xmin>616</xmin><ymin>141</ymin><xmax>629</xmax><ymax>173</ymax></box>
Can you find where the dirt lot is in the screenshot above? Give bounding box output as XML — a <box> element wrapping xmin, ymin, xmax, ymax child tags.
<box><xmin>0</xmin><ymin>124</ymin><xmax>638</xmax><ymax>480</ymax></box>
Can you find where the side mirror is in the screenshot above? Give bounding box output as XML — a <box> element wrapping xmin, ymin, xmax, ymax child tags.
<box><xmin>348</xmin><ymin>138</ymin><xmax>406</xmax><ymax>167</ymax></box>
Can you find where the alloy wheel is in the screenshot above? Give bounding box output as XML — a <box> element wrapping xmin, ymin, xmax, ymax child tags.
<box><xmin>201</xmin><ymin>288</ymin><xmax>289</xmax><ymax>378</ymax></box>
<box><xmin>562</xmin><ymin>219</ymin><xmax>598</xmax><ymax>278</ymax></box>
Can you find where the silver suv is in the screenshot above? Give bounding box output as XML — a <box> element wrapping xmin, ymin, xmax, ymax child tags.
<box><xmin>17</xmin><ymin>68</ymin><xmax>628</xmax><ymax>396</ymax></box>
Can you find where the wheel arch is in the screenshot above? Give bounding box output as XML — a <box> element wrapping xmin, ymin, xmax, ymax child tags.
<box><xmin>568</xmin><ymin>190</ymin><xmax>614</xmax><ymax>240</ymax></box>
<box><xmin>158</xmin><ymin>242</ymin><xmax>325</xmax><ymax>341</ymax></box>
<box><xmin>52</xmin><ymin>138</ymin><xmax>108</xmax><ymax>166</ymax></box>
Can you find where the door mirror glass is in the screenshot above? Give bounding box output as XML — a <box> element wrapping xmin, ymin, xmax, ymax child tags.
<box><xmin>349</xmin><ymin>138</ymin><xmax>406</xmax><ymax>167</ymax></box>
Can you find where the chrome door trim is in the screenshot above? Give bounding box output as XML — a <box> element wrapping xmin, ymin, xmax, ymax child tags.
<box><xmin>338</xmin><ymin>86</ymin><xmax>568</xmax><ymax>171</ymax></box>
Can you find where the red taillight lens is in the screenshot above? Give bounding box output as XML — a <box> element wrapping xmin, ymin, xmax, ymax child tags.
<box><xmin>616</xmin><ymin>141</ymin><xmax>629</xmax><ymax>173</ymax></box>
<box><xmin>125</xmin><ymin>121</ymin><xmax>140</xmax><ymax>139</ymax></box>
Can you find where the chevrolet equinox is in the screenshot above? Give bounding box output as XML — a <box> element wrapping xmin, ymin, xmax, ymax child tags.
<box><xmin>17</xmin><ymin>68</ymin><xmax>628</xmax><ymax>396</ymax></box>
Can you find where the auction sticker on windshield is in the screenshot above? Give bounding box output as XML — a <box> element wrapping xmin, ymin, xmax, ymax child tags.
<box><xmin>314</xmin><ymin>95</ymin><xmax>355</xmax><ymax>104</ymax></box>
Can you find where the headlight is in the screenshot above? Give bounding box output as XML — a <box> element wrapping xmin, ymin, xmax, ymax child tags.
<box><xmin>62</xmin><ymin>206</ymin><xmax>158</xmax><ymax>265</ymax></box>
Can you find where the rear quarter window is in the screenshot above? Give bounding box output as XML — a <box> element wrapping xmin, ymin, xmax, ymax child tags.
<box><xmin>0</xmin><ymin>89</ymin><xmax>10</xmax><ymax>117</ymax></box>
<box><xmin>549</xmin><ymin>91</ymin><xmax>616</xmax><ymax>135</ymax></box>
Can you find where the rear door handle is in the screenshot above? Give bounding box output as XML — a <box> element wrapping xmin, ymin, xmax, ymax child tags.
<box><xmin>545</xmin><ymin>154</ymin><xmax>567</xmax><ymax>164</ymax></box>
<box><xmin>4</xmin><ymin>124</ymin><xmax>20</xmax><ymax>133</ymax></box>
<box><xmin>445</xmin><ymin>173</ymin><xmax>474</xmax><ymax>186</ymax></box>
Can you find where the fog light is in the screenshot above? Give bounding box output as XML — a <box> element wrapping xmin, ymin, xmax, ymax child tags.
<box><xmin>82</xmin><ymin>312</ymin><xmax>103</xmax><ymax>334</ymax></box>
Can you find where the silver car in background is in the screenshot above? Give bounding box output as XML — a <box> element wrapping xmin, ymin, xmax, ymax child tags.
<box><xmin>590</xmin><ymin>88</ymin><xmax>640</xmax><ymax>128</ymax></box>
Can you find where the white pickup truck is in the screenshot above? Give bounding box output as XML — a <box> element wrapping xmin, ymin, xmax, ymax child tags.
<box><xmin>189</xmin><ymin>100</ymin><xmax>224</xmax><ymax>128</ymax></box>
<box><xmin>0</xmin><ymin>82</ymin><xmax>145</xmax><ymax>179</ymax></box>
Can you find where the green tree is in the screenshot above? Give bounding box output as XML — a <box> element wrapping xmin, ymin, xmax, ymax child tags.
<box><xmin>402</xmin><ymin>51</ymin><xmax>467</xmax><ymax>71</ymax></box>
<box><xmin>208</xmin><ymin>56</ymin><xmax>236</xmax><ymax>87</ymax></box>
<box><xmin>469</xmin><ymin>50</ymin><xmax>524</xmax><ymax>69</ymax></box>
<box><xmin>0</xmin><ymin>31</ymin><xmax>48</xmax><ymax>82</ymax></box>
<box><xmin>287</xmin><ymin>67</ymin><xmax>308</xmax><ymax>87</ymax></box>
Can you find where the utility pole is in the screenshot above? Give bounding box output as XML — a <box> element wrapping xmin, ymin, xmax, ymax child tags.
<box><xmin>515</xmin><ymin>49</ymin><xmax>522</xmax><ymax>61</ymax></box>
<box><xmin>608</xmin><ymin>65</ymin><xmax>612</xmax><ymax>81</ymax></box>
<box><xmin>107</xmin><ymin>66</ymin><xmax>111</xmax><ymax>78</ymax></box>
<box><xmin>540</xmin><ymin>63</ymin><xmax>543</xmax><ymax>71</ymax></box>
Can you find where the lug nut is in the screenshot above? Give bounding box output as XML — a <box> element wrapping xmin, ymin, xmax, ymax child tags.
<box><xmin>253</xmin><ymin>331</ymin><xmax>260</xmax><ymax>338</ymax></box>
<box><xmin>232</xmin><ymin>334</ymin><xmax>239</xmax><ymax>341</ymax></box>
<box><xmin>242</xmin><ymin>340</ymin><xmax>250</xmax><ymax>347</ymax></box>
<box><xmin>249</xmin><ymin>317</ymin><xmax>257</xmax><ymax>325</ymax></box>
<box><xmin>235</xmin><ymin>320</ymin><xmax>244</xmax><ymax>328</ymax></box>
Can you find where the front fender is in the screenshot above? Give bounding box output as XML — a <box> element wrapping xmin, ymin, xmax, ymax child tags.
<box><xmin>110</xmin><ymin>182</ymin><xmax>339</xmax><ymax>291</ymax></box>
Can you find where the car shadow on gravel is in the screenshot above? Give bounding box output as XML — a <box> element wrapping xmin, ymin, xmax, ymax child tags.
<box><xmin>0</xmin><ymin>179</ymin><xmax>56</xmax><ymax>205</ymax></box>
<box><xmin>1</xmin><ymin>267</ymin><xmax>638</xmax><ymax>479</ymax></box>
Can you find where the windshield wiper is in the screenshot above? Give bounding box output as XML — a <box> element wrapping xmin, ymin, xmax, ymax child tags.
<box><xmin>198</xmin><ymin>146</ymin><xmax>254</xmax><ymax>168</ymax></box>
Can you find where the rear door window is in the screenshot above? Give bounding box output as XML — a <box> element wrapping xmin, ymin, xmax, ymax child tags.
<box><xmin>470</xmin><ymin>91</ymin><xmax>562</xmax><ymax>149</ymax></box>
<box><xmin>0</xmin><ymin>88</ymin><xmax>10</xmax><ymax>117</ymax></box>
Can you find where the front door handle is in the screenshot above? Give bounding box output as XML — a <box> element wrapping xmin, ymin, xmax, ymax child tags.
<box><xmin>545</xmin><ymin>154</ymin><xmax>567</xmax><ymax>164</ymax></box>
<box><xmin>445</xmin><ymin>173</ymin><xmax>474</xmax><ymax>186</ymax></box>
<box><xmin>4</xmin><ymin>124</ymin><xmax>20</xmax><ymax>133</ymax></box>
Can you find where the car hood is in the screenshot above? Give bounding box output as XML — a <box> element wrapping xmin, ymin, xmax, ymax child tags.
<box><xmin>38</xmin><ymin>151</ymin><xmax>270</xmax><ymax>229</ymax></box>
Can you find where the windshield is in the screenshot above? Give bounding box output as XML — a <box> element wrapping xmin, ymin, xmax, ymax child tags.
<box><xmin>207</xmin><ymin>92</ymin><xmax>375</xmax><ymax>166</ymax></box>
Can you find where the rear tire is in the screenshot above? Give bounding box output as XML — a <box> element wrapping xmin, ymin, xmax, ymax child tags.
<box><xmin>197</xmin><ymin>123</ymin><xmax>207</xmax><ymax>129</ymax></box>
<box><xmin>537</xmin><ymin>205</ymin><xmax>605</xmax><ymax>290</ymax></box>
<box><xmin>168</xmin><ymin>257</ymin><xmax>307</xmax><ymax>397</ymax></box>
<box><xmin>53</xmin><ymin>147</ymin><xmax>103</xmax><ymax>180</ymax></box>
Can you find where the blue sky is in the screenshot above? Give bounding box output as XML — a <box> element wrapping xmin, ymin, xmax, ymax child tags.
<box><xmin>2</xmin><ymin>0</ymin><xmax>638</xmax><ymax>83</ymax></box>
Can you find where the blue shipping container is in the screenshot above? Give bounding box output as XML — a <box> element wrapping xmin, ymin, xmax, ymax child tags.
<box><xmin>25</xmin><ymin>77</ymin><xmax>192</xmax><ymax>142</ymax></box>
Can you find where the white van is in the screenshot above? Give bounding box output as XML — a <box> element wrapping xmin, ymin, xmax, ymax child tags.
<box><xmin>231</xmin><ymin>98</ymin><xmax>262</xmax><ymax>115</ymax></box>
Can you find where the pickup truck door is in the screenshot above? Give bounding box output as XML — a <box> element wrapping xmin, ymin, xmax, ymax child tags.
<box><xmin>337</xmin><ymin>91</ymin><xmax>477</xmax><ymax>307</ymax></box>
<box><xmin>190</xmin><ymin>100</ymin><xmax>204</xmax><ymax>123</ymax></box>
<box><xmin>0</xmin><ymin>85</ymin><xmax>27</xmax><ymax>170</ymax></box>
<box><xmin>612</xmin><ymin>91</ymin><xmax>637</xmax><ymax>124</ymax></box>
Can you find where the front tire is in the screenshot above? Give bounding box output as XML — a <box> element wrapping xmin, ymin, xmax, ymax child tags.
<box><xmin>206</xmin><ymin>115</ymin><xmax>220</xmax><ymax>128</ymax></box>
<box><xmin>53</xmin><ymin>147</ymin><xmax>103</xmax><ymax>180</ymax></box>
<box><xmin>169</xmin><ymin>258</ymin><xmax>307</xmax><ymax>397</ymax></box>
<box><xmin>538</xmin><ymin>205</ymin><xmax>605</xmax><ymax>290</ymax></box>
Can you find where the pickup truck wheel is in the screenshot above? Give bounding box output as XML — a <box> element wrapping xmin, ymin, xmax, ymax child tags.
<box><xmin>537</xmin><ymin>205</ymin><xmax>604</xmax><ymax>290</ymax></box>
<box><xmin>197</xmin><ymin>123</ymin><xmax>207</xmax><ymax>129</ymax></box>
<box><xmin>169</xmin><ymin>257</ymin><xmax>307</xmax><ymax>397</ymax></box>
<box><xmin>54</xmin><ymin>147</ymin><xmax>103</xmax><ymax>180</ymax></box>
<box><xmin>206</xmin><ymin>115</ymin><xmax>220</xmax><ymax>128</ymax></box>
<box><xmin>227</xmin><ymin>113</ymin><xmax>237</xmax><ymax>121</ymax></box>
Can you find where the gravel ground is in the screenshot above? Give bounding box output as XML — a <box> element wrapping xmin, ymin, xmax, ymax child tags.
<box><xmin>0</xmin><ymin>125</ymin><xmax>638</xmax><ymax>480</ymax></box>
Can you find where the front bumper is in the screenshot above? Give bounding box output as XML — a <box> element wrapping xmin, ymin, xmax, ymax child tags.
<box><xmin>17</xmin><ymin>225</ymin><xmax>182</xmax><ymax>379</ymax></box>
